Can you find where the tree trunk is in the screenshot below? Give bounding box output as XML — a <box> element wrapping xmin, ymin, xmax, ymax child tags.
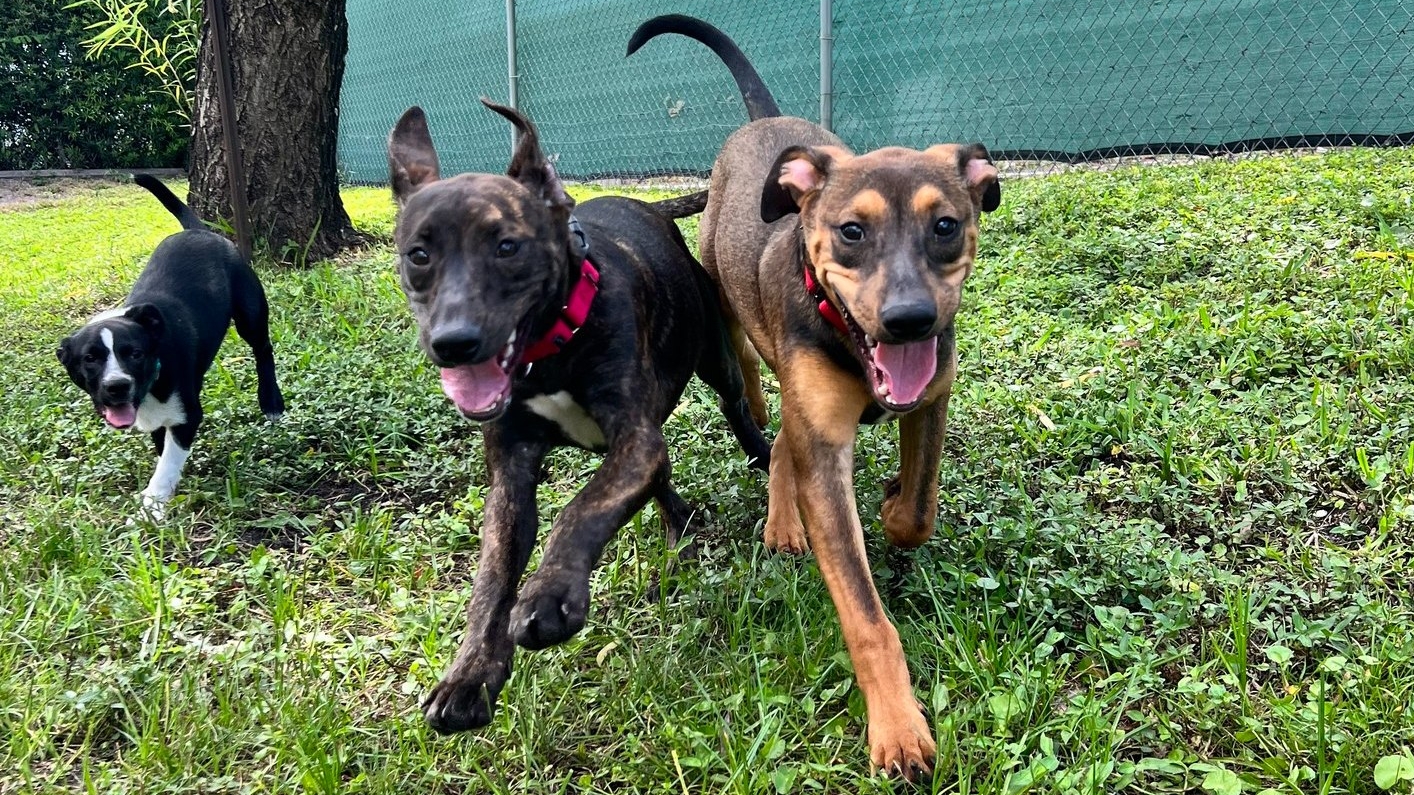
<box><xmin>189</xmin><ymin>0</ymin><xmax>359</xmax><ymax>264</ymax></box>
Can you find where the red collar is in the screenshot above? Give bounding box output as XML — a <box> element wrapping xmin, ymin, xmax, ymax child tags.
<box><xmin>522</xmin><ymin>259</ymin><xmax>600</xmax><ymax>364</ymax></box>
<box><xmin>802</xmin><ymin>265</ymin><xmax>848</xmax><ymax>334</ymax></box>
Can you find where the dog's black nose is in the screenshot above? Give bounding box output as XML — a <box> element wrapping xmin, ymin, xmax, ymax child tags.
<box><xmin>430</xmin><ymin>323</ymin><xmax>485</xmax><ymax>363</ymax></box>
<box><xmin>102</xmin><ymin>380</ymin><xmax>132</xmax><ymax>400</ymax></box>
<box><xmin>879</xmin><ymin>301</ymin><xmax>937</xmax><ymax>341</ymax></box>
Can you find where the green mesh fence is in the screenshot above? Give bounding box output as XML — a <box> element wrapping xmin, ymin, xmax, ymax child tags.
<box><xmin>339</xmin><ymin>0</ymin><xmax>1414</xmax><ymax>184</ymax></box>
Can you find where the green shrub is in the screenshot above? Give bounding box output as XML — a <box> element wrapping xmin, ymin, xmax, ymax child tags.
<box><xmin>0</xmin><ymin>0</ymin><xmax>187</xmax><ymax>170</ymax></box>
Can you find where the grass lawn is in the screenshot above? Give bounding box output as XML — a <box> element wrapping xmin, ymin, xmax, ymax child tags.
<box><xmin>1</xmin><ymin>149</ymin><xmax>1413</xmax><ymax>794</ymax></box>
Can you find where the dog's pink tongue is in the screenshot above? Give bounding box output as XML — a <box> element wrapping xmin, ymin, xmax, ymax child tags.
<box><xmin>102</xmin><ymin>404</ymin><xmax>137</xmax><ymax>428</ymax></box>
<box><xmin>873</xmin><ymin>337</ymin><xmax>939</xmax><ymax>405</ymax></box>
<box><xmin>440</xmin><ymin>361</ymin><xmax>509</xmax><ymax>417</ymax></box>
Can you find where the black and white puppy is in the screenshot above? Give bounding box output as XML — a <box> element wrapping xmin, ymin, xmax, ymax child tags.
<box><xmin>56</xmin><ymin>175</ymin><xmax>285</xmax><ymax>518</ymax></box>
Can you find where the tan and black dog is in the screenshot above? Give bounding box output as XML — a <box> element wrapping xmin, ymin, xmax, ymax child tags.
<box><xmin>629</xmin><ymin>16</ymin><xmax>1000</xmax><ymax>780</ymax></box>
<box><xmin>388</xmin><ymin>100</ymin><xmax>770</xmax><ymax>733</ymax></box>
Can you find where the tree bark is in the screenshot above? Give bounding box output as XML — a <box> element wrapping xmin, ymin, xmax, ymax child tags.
<box><xmin>189</xmin><ymin>0</ymin><xmax>359</xmax><ymax>264</ymax></box>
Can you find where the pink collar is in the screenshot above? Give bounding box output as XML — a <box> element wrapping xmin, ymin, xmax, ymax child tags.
<box><xmin>802</xmin><ymin>264</ymin><xmax>848</xmax><ymax>334</ymax></box>
<box><xmin>522</xmin><ymin>259</ymin><xmax>600</xmax><ymax>364</ymax></box>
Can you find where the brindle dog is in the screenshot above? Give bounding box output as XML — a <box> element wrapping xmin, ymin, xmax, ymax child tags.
<box><xmin>388</xmin><ymin>99</ymin><xmax>770</xmax><ymax>732</ymax></box>
<box><xmin>629</xmin><ymin>16</ymin><xmax>1001</xmax><ymax>780</ymax></box>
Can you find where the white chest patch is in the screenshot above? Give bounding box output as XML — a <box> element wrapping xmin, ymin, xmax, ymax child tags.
<box><xmin>135</xmin><ymin>392</ymin><xmax>188</xmax><ymax>432</ymax></box>
<box><xmin>523</xmin><ymin>391</ymin><xmax>606</xmax><ymax>449</ymax></box>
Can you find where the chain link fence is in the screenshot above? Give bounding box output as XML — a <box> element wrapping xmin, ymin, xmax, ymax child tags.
<box><xmin>339</xmin><ymin>0</ymin><xmax>1414</xmax><ymax>184</ymax></box>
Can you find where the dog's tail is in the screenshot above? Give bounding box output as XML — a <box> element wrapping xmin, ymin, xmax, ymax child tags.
<box><xmin>650</xmin><ymin>190</ymin><xmax>708</xmax><ymax>219</ymax></box>
<box><xmin>133</xmin><ymin>173</ymin><xmax>204</xmax><ymax>231</ymax></box>
<box><xmin>627</xmin><ymin>15</ymin><xmax>780</xmax><ymax>122</ymax></box>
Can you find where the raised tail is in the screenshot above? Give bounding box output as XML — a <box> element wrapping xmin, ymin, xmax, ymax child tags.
<box><xmin>650</xmin><ymin>190</ymin><xmax>708</xmax><ymax>219</ymax></box>
<box><xmin>133</xmin><ymin>174</ymin><xmax>204</xmax><ymax>231</ymax></box>
<box><xmin>627</xmin><ymin>15</ymin><xmax>780</xmax><ymax>122</ymax></box>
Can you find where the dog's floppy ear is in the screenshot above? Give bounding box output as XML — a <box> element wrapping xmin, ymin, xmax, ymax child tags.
<box><xmin>56</xmin><ymin>337</ymin><xmax>74</xmax><ymax>367</ymax></box>
<box><xmin>388</xmin><ymin>106</ymin><xmax>441</xmax><ymax>206</ymax></box>
<box><xmin>761</xmin><ymin>145</ymin><xmax>850</xmax><ymax>223</ymax></box>
<box><xmin>926</xmin><ymin>143</ymin><xmax>1000</xmax><ymax>214</ymax></box>
<box><xmin>960</xmin><ymin>143</ymin><xmax>1001</xmax><ymax>213</ymax></box>
<box><xmin>481</xmin><ymin>98</ymin><xmax>574</xmax><ymax>213</ymax></box>
<box><xmin>125</xmin><ymin>303</ymin><xmax>165</xmax><ymax>342</ymax></box>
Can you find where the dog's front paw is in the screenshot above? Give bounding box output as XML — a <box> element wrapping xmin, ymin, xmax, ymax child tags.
<box><xmin>422</xmin><ymin>659</ymin><xmax>509</xmax><ymax>733</ymax></box>
<box><xmin>136</xmin><ymin>489</ymin><xmax>171</xmax><ymax>523</ymax></box>
<box><xmin>868</xmin><ymin>703</ymin><xmax>936</xmax><ymax>783</ymax></box>
<box><xmin>260</xmin><ymin>384</ymin><xmax>285</xmax><ymax>420</ymax></box>
<box><xmin>511</xmin><ymin>569</ymin><xmax>589</xmax><ymax>650</ymax></box>
<box><xmin>763</xmin><ymin>520</ymin><xmax>809</xmax><ymax>554</ymax></box>
<box><xmin>763</xmin><ymin>504</ymin><xmax>809</xmax><ymax>555</ymax></box>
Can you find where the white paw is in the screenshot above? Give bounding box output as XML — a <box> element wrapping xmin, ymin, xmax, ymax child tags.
<box><xmin>137</xmin><ymin>489</ymin><xmax>172</xmax><ymax>522</ymax></box>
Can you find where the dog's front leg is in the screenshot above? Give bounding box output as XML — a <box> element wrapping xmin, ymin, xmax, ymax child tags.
<box><xmin>782</xmin><ymin>353</ymin><xmax>936</xmax><ymax>781</ymax></box>
<box><xmin>511</xmin><ymin>424</ymin><xmax>667</xmax><ymax>649</ymax></box>
<box><xmin>881</xmin><ymin>353</ymin><xmax>955</xmax><ymax>547</ymax></box>
<box><xmin>139</xmin><ymin>416</ymin><xmax>198</xmax><ymax>521</ymax></box>
<box><xmin>423</xmin><ymin>427</ymin><xmax>549</xmax><ymax>734</ymax></box>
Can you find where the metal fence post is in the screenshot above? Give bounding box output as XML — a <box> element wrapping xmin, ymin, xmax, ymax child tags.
<box><xmin>820</xmin><ymin>0</ymin><xmax>833</xmax><ymax>132</ymax></box>
<box><xmin>506</xmin><ymin>0</ymin><xmax>518</xmax><ymax>153</ymax></box>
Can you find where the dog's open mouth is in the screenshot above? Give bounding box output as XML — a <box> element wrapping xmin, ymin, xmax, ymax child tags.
<box><xmin>439</xmin><ymin>330</ymin><xmax>521</xmax><ymax>421</ymax></box>
<box><xmin>837</xmin><ymin>304</ymin><xmax>938</xmax><ymax>412</ymax></box>
<box><xmin>101</xmin><ymin>403</ymin><xmax>137</xmax><ymax>429</ymax></box>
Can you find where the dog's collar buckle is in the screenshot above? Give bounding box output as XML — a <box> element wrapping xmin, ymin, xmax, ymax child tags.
<box><xmin>521</xmin><ymin>258</ymin><xmax>600</xmax><ymax>365</ymax></box>
<box><xmin>802</xmin><ymin>265</ymin><xmax>848</xmax><ymax>334</ymax></box>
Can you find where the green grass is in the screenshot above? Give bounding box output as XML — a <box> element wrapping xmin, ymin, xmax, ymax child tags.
<box><xmin>1</xmin><ymin>149</ymin><xmax>1413</xmax><ymax>794</ymax></box>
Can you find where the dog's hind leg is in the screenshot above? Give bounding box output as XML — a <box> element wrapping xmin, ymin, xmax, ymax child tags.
<box><xmin>510</xmin><ymin>423</ymin><xmax>668</xmax><ymax>650</ymax></box>
<box><xmin>230</xmin><ymin>263</ymin><xmax>285</xmax><ymax>419</ymax></box>
<box><xmin>424</xmin><ymin>427</ymin><xmax>549</xmax><ymax>734</ymax></box>
<box><xmin>695</xmin><ymin>303</ymin><xmax>771</xmax><ymax>471</ymax></box>
<box><xmin>729</xmin><ymin>319</ymin><xmax>771</xmax><ymax>430</ymax></box>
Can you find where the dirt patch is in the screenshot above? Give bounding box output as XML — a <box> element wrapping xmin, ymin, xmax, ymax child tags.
<box><xmin>0</xmin><ymin>176</ymin><xmax>128</xmax><ymax>210</ymax></box>
<box><xmin>0</xmin><ymin>169</ymin><xmax>186</xmax><ymax>210</ymax></box>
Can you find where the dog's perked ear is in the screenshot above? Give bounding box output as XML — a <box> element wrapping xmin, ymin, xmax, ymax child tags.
<box><xmin>125</xmin><ymin>303</ymin><xmax>165</xmax><ymax>342</ymax></box>
<box><xmin>760</xmin><ymin>145</ymin><xmax>851</xmax><ymax>223</ymax></box>
<box><xmin>480</xmin><ymin>98</ymin><xmax>575</xmax><ymax>213</ymax></box>
<box><xmin>388</xmin><ymin>106</ymin><xmax>442</xmax><ymax>205</ymax></box>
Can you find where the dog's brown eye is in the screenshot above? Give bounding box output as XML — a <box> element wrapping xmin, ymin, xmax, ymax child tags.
<box><xmin>933</xmin><ymin>217</ymin><xmax>959</xmax><ymax>237</ymax></box>
<box><xmin>496</xmin><ymin>239</ymin><xmax>520</xmax><ymax>258</ymax></box>
<box><xmin>83</xmin><ymin>353</ymin><xmax>99</xmax><ymax>364</ymax></box>
<box><xmin>129</xmin><ymin>349</ymin><xmax>144</xmax><ymax>361</ymax></box>
<box><xmin>839</xmin><ymin>223</ymin><xmax>865</xmax><ymax>243</ymax></box>
<box><xmin>407</xmin><ymin>248</ymin><xmax>430</xmax><ymax>266</ymax></box>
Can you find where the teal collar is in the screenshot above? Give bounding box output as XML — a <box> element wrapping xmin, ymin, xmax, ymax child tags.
<box><xmin>143</xmin><ymin>359</ymin><xmax>162</xmax><ymax>392</ymax></box>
